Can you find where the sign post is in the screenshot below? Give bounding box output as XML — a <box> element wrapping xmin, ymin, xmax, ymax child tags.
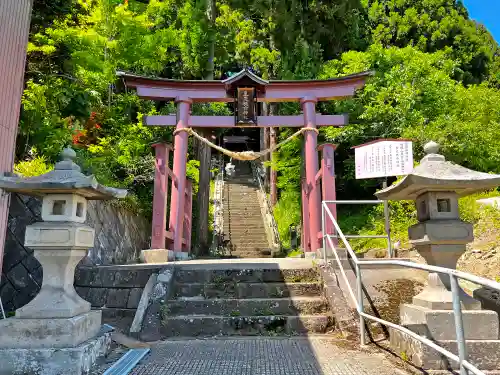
<box><xmin>353</xmin><ymin>139</ymin><xmax>414</xmax><ymax>257</ymax></box>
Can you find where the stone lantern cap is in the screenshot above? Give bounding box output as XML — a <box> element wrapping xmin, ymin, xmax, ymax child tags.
<box><xmin>0</xmin><ymin>147</ymin><xmax>127</xmax><ymax>199</ymax></box>
<box><xmin>375</xmin><ymin>141</ymin><xmax>500</xmax><ymax>200</ymax></box>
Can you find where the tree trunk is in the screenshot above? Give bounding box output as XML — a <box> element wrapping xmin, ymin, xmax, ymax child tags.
<box><xmin>195</xmin><ymin>0</ymin><xmax>216</xmax><ymax>256</ymax></box>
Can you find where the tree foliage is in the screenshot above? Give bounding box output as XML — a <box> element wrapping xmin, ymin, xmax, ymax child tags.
<box><xmin>17</xmin><ymin>0</ymin><xmax>500</xmax><ymax>247</ymax></box>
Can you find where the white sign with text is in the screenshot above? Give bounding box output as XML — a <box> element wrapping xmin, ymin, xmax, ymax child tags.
<box><xmin>354</xmin><ymin>139</ymin><xmax>413</xmax><ymax>179</ymax></box>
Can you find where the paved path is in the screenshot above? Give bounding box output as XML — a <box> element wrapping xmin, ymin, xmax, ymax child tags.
<box><xmin>128</xmin><ymin>337</ymin><xmax>410</xmax><ymax>375</ymax></box>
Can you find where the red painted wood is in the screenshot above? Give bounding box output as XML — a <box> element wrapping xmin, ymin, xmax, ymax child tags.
<box><xmin>169</xmin><ymin>99</ymin><xmax>191</xmax><ymax>252</ymax></box>
<box><xmin>318</xmin><ymin>143</ymin><xmax>338</xmax><ymax>245</ymax></box>
<box><xmin>122</xmin><ymin>71</ymin><xmax>372</xmax><ymax>103</ymax></box>
<box><xmin>151</xmin><ymin>143</ymin><xmax>171</xmax><ymax>249</ymax></box>
<box><xmin>301</xmin><ymin>179</ymin><xmax>310</xmax><ymax>253</ymax></box>
<box><xmin>0</xmin><ymin>0</ymin><xmax>33</xmax><ymax>272</ymax></box>
<box><xmin>144</xmin><ymin>114</ymin><xmax>348</xmax><ymax>128</ymax></box>
<box><xmin>302</xmin><ymin>97</ymin><xmax>322</xmax><ymax>253</ymax></box>
<box><xmin>183</xmin><ymin>180</ymin><xmax>193</xmax><ymax>252</ymax></box>
<box><xmin>137</xmin><ymin>87</ymin><xmax>231</xmax><ymax>102</ymax></box>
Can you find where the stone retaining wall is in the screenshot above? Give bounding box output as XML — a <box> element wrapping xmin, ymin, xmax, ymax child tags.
<box><xmin>0</xmin><ymin>193</ymin><xmax>150</xmax><ymax>313</ymax></box>
<box><xmin>74</xmin><ymin>265</ymin><xmax>163</xmax><ymax>332</ymax></box>
<box><xmin>74</xmin><ymin>265</ymin><xmax>161</xmax><ymax>310</ymax></box>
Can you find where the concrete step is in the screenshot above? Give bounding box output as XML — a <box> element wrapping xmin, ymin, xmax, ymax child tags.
<box><xmin>160</xmin><ymin>314</ymin><xmax>332</xmax><ymax>337</ymax></box>
<box><xmin>167</xmin><ymin>297</ymin><xmax>328</xmax><ymax>316</ymax></box>
<box><xmin>174</xmin><ymin>282</ymin><xmax>323</xmax><ymax>299</ymax></box>
<box><xmin>175</xmin><ymin>268</ymin><xmax>320</xmax><ymax>284</ymax></box>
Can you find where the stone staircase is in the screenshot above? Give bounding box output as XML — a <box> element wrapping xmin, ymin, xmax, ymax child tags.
<box><xmin>223</xmin><ymin>161</ymin><xmax>271</xmax><ymax>257</ymax></box>
<box><xmin>159</xmin><ymin>261</ymin><xmax>333</xmax><ymax>337</ymax></box>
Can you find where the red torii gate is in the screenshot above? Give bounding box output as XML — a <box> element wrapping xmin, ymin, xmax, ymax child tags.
<box><xmin>118</xmin><ymin>69</ymin><xmax>371</xmax><ymax>256</ymax></box>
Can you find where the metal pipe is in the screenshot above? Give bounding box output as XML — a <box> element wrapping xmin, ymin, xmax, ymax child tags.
<box><xmin>382</xmin><ymin>181</ymin><xmax>393</xmax><ymax>258</ymax></box>
<box><xmin>321</xmin><ymin>203</ymin><xmax>494</xmax><ymax>375</ymax></box>
<box><xmin>325</xmin><ymin>234</ymin><xmax>357</xmax><ymax>305</ymax></box>
<box><xmin>355</xmin><ymin>258</ymin><xmax>500</xmax><ymax>292</ymax></box>
<box><xmin>322</xmin><ymin>204</ymin><xmax>326</xmax><ymax>261</ymax></box>
<box><xmin>356</xmin><ymin>262</ymin><xmax>366</xmax><ymax>346</ymax></box>
<box><xmin>0</xmin><ymin>296</ymin><xmax>5</xmax><ymax>319</ymax></box>
<box><xmin>451</xmin><ymin>274</ymin><xmax>469</xmax><ymax>375</ymax></box>
<box><xmin>331</xmin><ymin>234</ymin><xmax>389</xmax><ymax>239</ymax></box>
<box><xmin>323</xmin><ymin>200</ymin><xmax>383</xmax><ymax>204</ymax></box>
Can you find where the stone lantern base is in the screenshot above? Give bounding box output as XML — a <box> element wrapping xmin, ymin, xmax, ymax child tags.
<box><xmin>0</xmin><ymin>328</ymin><xmax>111</xmax><ymax>375</ymax></box>
<box><xmin>0</xmin><ymin>222</ymin><xmax>111</xmax><ymax>375</ymax></box>
<box><xmin>390</xmin><ymin>328</ymin><xmax>500</xmax><ymax>371</ymax></box>
<box><xmin>140</xmin><ymin>248</ymin><xmax>190</xmax><ymax>263</ymax></box>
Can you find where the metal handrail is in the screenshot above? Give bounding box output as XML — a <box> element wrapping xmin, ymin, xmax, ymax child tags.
<box><xmin>250</xmin><ymin>160</ymin><xmax>281</xmax><ymax>250</ymax></box>
<box><xmin>323</xmin><ymin>199</ymin><xmax>392</xmax><ymax>257</ymax></box>
<box><xmin>321</xmin><ymin>201</ymin><xmax>500</xmax><ymax>375</ymax></box>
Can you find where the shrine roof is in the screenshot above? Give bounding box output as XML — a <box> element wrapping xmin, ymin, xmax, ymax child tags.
<box><xmin>116</xmin><ymin>70</ymin><xmax>373</xmax><ymax>102</ymax></box>
<box><xmin>116</xmin><ymin>70</ymin><xmax>374</xmax><ymax>88</ymax></box>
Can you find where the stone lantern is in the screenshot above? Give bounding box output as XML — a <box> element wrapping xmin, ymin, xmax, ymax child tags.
<box><xmin>0</xmin><ymin>148</ymin><xmax>126</xmax><ymax>375</ymax></box>
<box><xmin>376</xmin><ymin>141</ymin><xmax>500</xmax><ymax>370</ymax></box>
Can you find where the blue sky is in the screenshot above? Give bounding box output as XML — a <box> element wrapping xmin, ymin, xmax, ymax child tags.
<box><xmin>463</xmin><ymin>0</ymin><xmax>499</xmax><ymax>43</ymax></box>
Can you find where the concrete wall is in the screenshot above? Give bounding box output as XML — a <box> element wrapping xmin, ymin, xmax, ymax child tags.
<box><xmin>0</xmin><ymin>193</ymin><xmax>150</xmax><ymax>313</ymax></box>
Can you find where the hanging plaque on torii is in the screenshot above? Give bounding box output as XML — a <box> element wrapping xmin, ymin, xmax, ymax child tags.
<box><xmin>236</xmin><ymin>87</ymin><xmax>256</xmax><ymax>126</ymax></box>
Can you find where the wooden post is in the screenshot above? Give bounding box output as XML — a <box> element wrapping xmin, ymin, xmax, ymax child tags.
<box><xmin>301</xmin><ymin>178</ymin><xmax>311</xmax><ymax>252</ymax></box>
<box><xmin>151</xmin><ymin>143</ymin><xmax>171</xmax><ymax>249</ymax></box>
<box><xmin>270</xmin><ymin>127</ymin><xmax>278</xmax><ymax>206</ymax></box>
<box><xmin>301</xmin><ymin>97</ymin><xmax>321</xmax><ymax>253</ymax></box>
<box><xmin>184</xmin><ymin>180</ymin><xmax>193</xmax><ymax>253</ymax></box>
<box><xmin>318</xmin><ymin>143</ymin><xmax>337</xmax><ymax>245</ymax></box>
<box><xmin>169</xmin><ymin>98</ymin><xmax>191</xmax><ymax>252</ymax></box>
<box><xmin>0</xmin><ymin>0</ymin><xmax>33</xmax><ymax>274</ymax></box>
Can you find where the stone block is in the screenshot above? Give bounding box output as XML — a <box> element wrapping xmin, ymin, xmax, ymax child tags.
<box><xmin>140</xmin><ymin>249</ymin><xmax>171</xmax><ymax>263</ymax></box>
<box><xmin>25</xmin><ymin>222</ymin><xmax>94</xmax><ymax>249</ymax></box>
<box><xmin>400</xmin><ymin>304</ymin><xmax>499</xmax><ymax>340</ymax></box>
<box><xmin>74</xmin><ymin>266</ymin><xmax>97</xmax><ymax>287</ymax></box>
<box><xmin>85</xmin><ymin>288</ymin><xmax>108</xmax><ymax>307</ymax></box>
<box><xmin>0</xmin><ymin>330</ymin><xmax>111</xmax><ymax>375</ymax></box>
<box><xmin>21</xmin><ymin>254</ymin><xmax>41</xmax><ymax>273</ymax></box>
<box><xmin>41</xmin><ymin>193</ymin><xmax>88</xmax><ymax>223</ymax></box>
<box><xmin>0</xmin><ymin>310</ymin><xmax>102</xmax><ymax>349</ymax></box>
<box><xmin>75</xmin><ymin>286</ymin><xmax>90</xmax><ymax>301</ymax></box>
<box><xmin>127</xmin><ymin>288</ymin><xmax>143</xmax><ymax>309</ymax></box>
<box><xmin>0</xmin><ymin>281</ymin><xmax>17</xmax><ymax>305</ymax></box>
<box><xmin>2</xmin><ymin>235</ymin><xmax>28</xmax><ymax>271</ymax></box>
<box><xmin>7</xmin><ymin>263</ymin><xmax>38</xmax><ymax>294</ymax></box>
<box><xmin>474</xmin><ymin>286</ymin><xmax>500</xmax><ymax>314</ymax></box>
<box><xmin>409</xmin><ymin>220</ymin><xmax>472</xmax><ymax>245</ymax></box>
<box><xmin>390</xmin><ymin>327</ymin><xmax>500</xmax><ymax>371</ymax></box>
<box><xmin>106</xmin><ymin>288</ymin><xmax>130</xmax><ymax>308</ymax></box>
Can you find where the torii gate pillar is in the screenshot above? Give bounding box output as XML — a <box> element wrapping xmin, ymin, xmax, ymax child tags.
<box><xmin>169</xmin><ymin>98</ymin><xmax>191</xmax><ymax>252</ymax></box>
<box><xmin>302</xmin><ymin>97</ymin><xmax>322</xmax><ymax>253</ymax></box>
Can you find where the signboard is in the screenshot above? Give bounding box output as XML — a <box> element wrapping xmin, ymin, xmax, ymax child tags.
<box><xmin>354</xmin><ymin>139</ymin><xmax>413</xmax><ymax>179</ymax></box>
<box><xmin>236</xmin><ymin>87</ymin><xmax>256</xmax><ymax>125</ymax></box>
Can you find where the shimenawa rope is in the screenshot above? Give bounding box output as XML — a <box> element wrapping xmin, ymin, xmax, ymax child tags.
<box><xmin>173</xmin><ymin>127</ymin><xmax>319</xmax><ymax>161</ymax></box>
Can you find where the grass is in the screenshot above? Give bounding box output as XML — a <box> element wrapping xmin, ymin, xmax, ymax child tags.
<box><xmin>336</xmin><ymin>190</ymin><xmax>500</xmax><ymax>253</ymax></box>
<box><xmin>274</xmin><ymin>188</ymin><xmax>500</xmax><ymax>255</ymax></box>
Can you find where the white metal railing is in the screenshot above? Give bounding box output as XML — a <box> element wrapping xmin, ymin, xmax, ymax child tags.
<box><xmin>250</xmin><ymin>160</ymin><xmax>281</xmax><ymax>250</ymax></box>
<box><xmin>322</xmin><ymin>199</ymin><xmax>392</xmax><ymax>257</ymax></box>
<box><xmin>210</xmin><ymin>155</ymin><xmax>225</xmax><ymax>255</ymax></box>
<box><xmin>321</xmin><ymin>201</ymin><xmax>500</xmax><ymax>375</ymax></box>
